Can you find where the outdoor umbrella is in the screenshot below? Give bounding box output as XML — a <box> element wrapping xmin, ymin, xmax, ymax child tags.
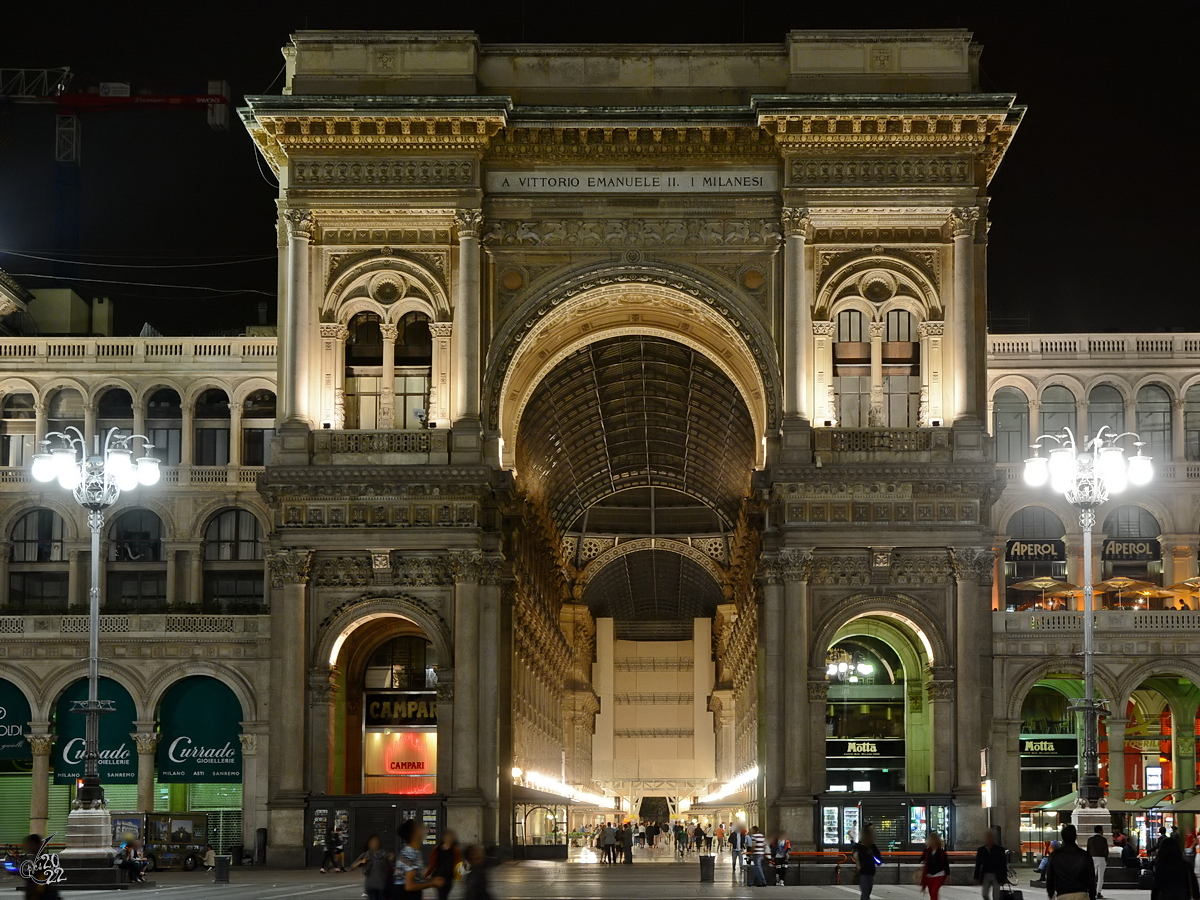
<box><xmin>1011</xmin><ymin>578</ymin><xmax>1080</xmax><ymax>607</ymax></box>
<box><xmin>1093</xmin><ymin>577</ymin><xmax>1155</xmax><ymax>607</ymax></box>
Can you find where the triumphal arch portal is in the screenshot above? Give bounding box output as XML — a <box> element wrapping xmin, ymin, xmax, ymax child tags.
<box><xmin>242</xmin><ymin>29</ymin><xmax>1022</xmax><ymax>862</ymax></box>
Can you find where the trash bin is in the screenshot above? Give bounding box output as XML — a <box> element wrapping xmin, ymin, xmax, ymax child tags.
<box><xmin>229</xmin><ymin>844</ymin><xmax>244</xmax><ymax>866</ymax></box>
<box><xmin>699</xmin><ymin>855</ymin><xmax>715</xmax><ymax>883</ymax></box>
<box><xmin>214</xmin><ymin>855</ymin><xmax>232</xmax><ymax>884</ymax></box>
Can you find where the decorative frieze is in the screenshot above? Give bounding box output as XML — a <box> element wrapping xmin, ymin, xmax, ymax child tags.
<box><xmin>292</xmin><ymin>157</ymin><xmax>475</xmax><ymax>186</ymax></box>
<box><xmin>483</xmin><ymin>218</ymin><xmax>783</xmax><ymax>248</ymax></box>
<box><xmin>790</xmin><ymin>157</ymin><xmax>972</xmax><ymax>186</ymax></box>
<box><xmin>320</xmin><ymin>227</ymin><xmax>453</xmax><ymax>246</ymax></box>
<box><xmin>311</xmin><ymin>556</ymin><xmax>373</xmax><ymax>588</ymax></box>
<box><xmin>391</xmin><ymin>556</ymin><xmax>455</xmax><ymax>587</ymax></box>
<box><xmin>808</xmin><ymin>555</ymin><xmax>872</xmax><ymax>586</ymax></box>
<box><xmin>890</xmin><ymin>552</ymin><xmax>955</xmax><ymax>586</ymax></box>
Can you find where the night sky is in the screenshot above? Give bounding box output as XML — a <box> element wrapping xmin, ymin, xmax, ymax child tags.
<box><xmin>1</xmin><ymin>2</ymin><xmax>1195</xmax><ymax>336</ymax></box>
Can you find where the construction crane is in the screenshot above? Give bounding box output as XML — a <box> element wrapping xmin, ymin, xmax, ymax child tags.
<box><xmin>0</xmin><ymin>67</ymin><xmax>229</xmax><ymax>255</ymax></box>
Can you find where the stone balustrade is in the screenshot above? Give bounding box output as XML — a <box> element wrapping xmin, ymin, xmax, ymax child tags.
<box><xmin>0</xmin><ymin>613</ymin><xmax>269</xmax><ymax>636</ymax></box>
<box><xmin>0</xmin><ymin>465</ymin><xmax>264</xmax><ymax>489</ymax></box>
<box><xmin>0</xmin><ymin>335</ymin><xmax>276</xmax><ymax>366</ymax></box>
<box><xmin>988</xmin><ymin>333</ymin><xmax>1200</xmax><ymax>361</ymax></box>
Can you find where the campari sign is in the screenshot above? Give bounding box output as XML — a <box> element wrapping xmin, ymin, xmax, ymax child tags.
<box><xmin>156</xmin><ymin>677</ymin><xmax>242</xmax><ymax>783</ymax></box>
<box><xmin>54</xmin><ymin>677</ymin><xmax>136</xmax><ymax>784</ymax></box>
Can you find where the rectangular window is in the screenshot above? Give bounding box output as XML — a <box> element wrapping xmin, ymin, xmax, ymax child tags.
<box><xmin>7</xmin><ymin>572</ymin><xmax>70</xmax><ymax>611</ymax></box>
<box><xmin>363</xmin><ymin>731</ymin><xmax>437</xmax><ymax>795</ymax></box>
<box><xmin>203</xmin><ymin>572</ymin><xmax>265</xmax><ymax>611</ymax></box>
<box><xmin>834</xmin><ymin>375</ymin><xmax>871</xmax><ymax>427</ymax></box>
<box><xmin>0</xmin><ymin>434</ymin><xmax>34</xmax><ymax>467</ymax></box>
<box><xmin>148</xmin><ymin>428</ymin><xmax>182</xmax><ymax>466</ymax></box>
<box><xmin>194</xmin><ymin>428</ymin><xmax>230</xmax><ymax>466</ymax></box>
<box><xmin>242</xmin><ymin>429</ymin><xmax>275</xmax><ymax>466</ymax></box>
<box><xmin>105</xmin><ymin>571</ymin><xmax>166</xmax><ymax>610</ymax></box>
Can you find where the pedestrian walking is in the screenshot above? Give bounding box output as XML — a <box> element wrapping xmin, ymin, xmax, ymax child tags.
<box><xmin>349</xmin><ymin>834</ymin><xmax>393</xmax><ymax>900</ymax></box>
<box><xmin>1150</xmin><ymin>836</ymin><xmax>1199</xmax><ymax>900</ymax></box>
<box><xmin>974</xmin><ymin>829</ymin><xmax>1009</xmax><ymax>900</ymax></box>
<box><xmin>320</xmin><ymin>826</ymin><xmax>344</xmax><ymax>873</ymax></box>
<box><xmin>920</xmin><ymin>832</ymin><xmax>949</xmax><ymax>900</ymax></box>
<box><xmin>394</xmin><ymin>819</ymin><xmax>446</xmax><ymax>900</ymax></box>
<box><xmin>716</xmin><ymin>823</ymin><xmax>726</xmax><ymax>852</ymax></box>
<box><xmin>426</xmin><ymin>829</ymin><xmax>461</xmax><ymax>900</ymax></box>
<box><xmin>463</xmin><ymin>844</ymin><xmax>493</xmax><ymax>900</ymax></box>
<box><xmin>748</xmin><ymin>826</ymin><xmax>768</xmax><ymax>887</ymax></box>
<box><xmin>1087</xmin><ymin>825</ymin><xmax>1109</xmax><ymax>899</ymax></box>
<box><xmin>730</xmin><ymin>826</ymin><xmax>746</xmax><ymax>877</ymax></box>
<box><xmin>853</xmin><ymin>824</ymin><xmax>881</xmax><ymax>900</ymax></box>
<box><xmin>1046</xmin><ymin>824</ymin><xmax>1097</xmax><ymax>900</ymax></box>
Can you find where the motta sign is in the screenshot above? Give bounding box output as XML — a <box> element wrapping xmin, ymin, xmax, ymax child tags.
<box><xmin>1102</xmin><ymin>539</ymin><xmax>1161</xmax><ymax>561</ymax></box>
<box><xmin>827</xmin><ymin>739</ymin><xmax>905</xmax><ymax>757</ymax></box>
<box><xmin>1019</xmin><ymin>738</ymin><xmax>1077</xmax><ymax>756</ymax></box>
<box><xmin>1006</xmin><ymin>540</ymin><xmax>1066</xmax><ymax>562</ymax></box>
<box><xmin>365</xmin><ymin>692</ymin><xmax>438</xmax><ymax>728</ymax></box>
<box><xmin>485</xmin><ymin>167</ymin><xmax>780</xmax><ymax>194</ymax></box>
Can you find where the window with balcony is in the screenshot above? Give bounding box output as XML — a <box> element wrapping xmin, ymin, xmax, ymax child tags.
<box><xmin>345</xmin><ymin>312</ymin><xmax>431</xmax><ymax>430</ymax></box>
<box><xmin>7</xmin><ymin>509</ymin><xmax>69</xmax><ymax>611</ymax></box>
<box><xmin>993</xmin><ymin>387</ymin><xmax>1030</xmax><ymax>463</ymax></box>
<box><xmin>1088</xmin><ymin>385</ymin><xmax>1124</xmax><ymax>438</ymax></box>
<box><xmin>146</xmin><ymin>388</ymin><xmax>182</xmax><ymax>466</ymax></box>
<box><xmin>193</xmin><ymin>388</ymin><xmax>230</xmax><ymax>466</ymax></box>
<box><xmin>1136</xmin><ymin>385</ymin><xmax>1172</xmax><ymax>462</ymax></box>
<box><xmin>1040</xmin><ymin>385</ymin><xmax>1077</xmax><ymax>437</ymax></box>
<box><xmin>1003</xmin><ymin>507</ymin><xmax>1066</xmax><ymax>610</ymax></box>
<box><xmin>0</xmin><ymin>392</ymin><xmax>35</xmax><ymax>467</ymax></box>
<box><xmin>833</xmin><ymin>309</ymin><xmax>870</xmax><ymax>427</ymax></box>
<box><xmin>106</xmin><ymin>509</ymin><xmax>165</xmax><ymax>610</ymax></box>
<box><xmin>1102</xmin><ymin>505</ymin><xmax>1163</xmax><ymax>589</ymax></box>
<box><xmin>882</xmin><ymin>310</ymin><xmax>920</xmax><ymax>427</ymax></box>
<box><xmin>241</xmin><ymin>389</ymin><xmax>276</xmax><ymax>466</ymax></box>
<box><xmin>203</xmin><ymin>508</ymin><xmax>264</xmax><ymax>611</ymax></box>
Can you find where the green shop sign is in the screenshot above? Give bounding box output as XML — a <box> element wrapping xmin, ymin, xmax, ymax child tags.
<box><xmin>156</xmin><ymin>677</ymin><xmax>242</xmax><ymax>783</ymax></box>
<box><xmin>54</xmin><ymin>677</ymin><xmax>137</xmax><ymax>784</ymax></box>
<box><xmin>0</xmin><ymin>679</ymin><xmax>32</xmax><ymax>760</ymax></box>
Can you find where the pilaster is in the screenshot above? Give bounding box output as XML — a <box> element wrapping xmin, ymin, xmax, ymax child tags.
<box><xmin>131</xmin><ymin>728</ymin><xmax>160</xmax><ymax>813</ymax></box>
<box><xmin>451</xmin><ymin>209</ymin><xmax>483</xmax><ymax>462</ymax></box>
<box><xmin>28</xmin><ymin>731</ymin><xmax>54</xmax><ymax>837</ymax></box>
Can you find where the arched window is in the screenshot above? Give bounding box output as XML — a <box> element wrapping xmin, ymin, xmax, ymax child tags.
<box><xmin>365</xmin><ymin>635</ymin><xmax>439</xmax><ymax>690</ymax></box>
<box><xmin>193</xmin><ymin>388</ymin><xmax>230</xmax><ymax>467</ymax></box>
<box><xmin>346</xmin><ymin>312</ymin><xmax>384</xmax><ymax>366</ymax></box>
<box><xmin>202</xmin><ymin>509</ymin><xmax>265</xmax><ymax>611</ymax></box>
<box><xmin>1003</xmin><ymin>507</ymin><xmax>1067</xmax><ymax>609</ymax></box>
<box><xmin>833</xmin><ymin>309</ymin><xmax>870</xmax><ymax>427</ymax></box>
<box><xmin>1088</xmin><ymin>385</ymin><xmax>1124</xmax><ymax>438</ymax></box>
<box><xmin>1136</xmin><ymin>385</ymin><xmax>1172</xmax><ymax>461</ymax></box>
<box><xmin>363</xmin><ymin>634</ymin><xmax>439</xmax><ymax>794</ymax></box>
<box><xmin>1102</xmin><ymin>505</ymin><xmax>1163</xmax><ymax>590</ymax></box>
<box><xmin>394</xmin><ymin>312</ymin><xmax>432</xmax><ymax>366</ymax></box>
<box><xmin>7</xmin><ymin>509</ymin><xmax>69</xmax><ymax>611</ymax></box>
<box><xmin>146</xmin><ymin>388</ymin><xmax>182</xmax><ymax>466</ymax></box>
<box><xmin>882</xmin><ymin>310</ymin><xmax>920</xmax><ymax>427</ymax></box>
<box><xmin>47</xmin><ymin>388</ymin><xmax>84</xmax><ymax>436</ymax></box>
<box><xmin>0</xmin><ymin>392</ymin><xmax>35</xmax><ymax>467</ymax></box>
<box><xmin>1040</xmin><ymin>385</ymin><xmax>1077</xmax><ymax>437</ymax></box>
<box><xmin>96</xmin><ymin>389</ymin><xmax>134</xmax><ymax>449</ymax></box>
<box><xmin>241</xmin><ymin>390</ymin><xmax>276</xmax><ymax>467</ymax></box>
<box><xmin>993</xmin><ymin>388</ymin><xmax>1030</xmax><ymax>463</ymax></box>
<box><xmin>1184</xmin><ymin>385</ymin><xmax>1200</xmax><ymax>462</ymax></box>
<box><xmin>107</xmin><ymin>509</ymin><xmax>165</xmax><ymax>610</ymax></box>
<box><xmin>394</xmin><ymin>312</ymin><xmax>433</xmax><ymax>428</ymax></box>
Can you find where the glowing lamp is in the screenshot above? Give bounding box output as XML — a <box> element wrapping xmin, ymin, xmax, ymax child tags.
<box><xmin>1023</xmin><ymin>455</ymin><xmax>1049</xmax><ymax>487</ymax></box>
<box><xmin>135</xmin><ymin>457</ymin><xmax>161</xmax><ymax>486</ymax></box>
<box><xmin>31</xmin><ymin>452</ymin><xmax>56</xmax><ymax>483</ymax></box>
<box><xmin>1128</xmin><ymin>452</ymin><xmax>1153</xmax><ymax>486</ymax></box>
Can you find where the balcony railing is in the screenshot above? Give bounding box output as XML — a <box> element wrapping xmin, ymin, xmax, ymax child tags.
<box><xmin>0</xmin><ymin>613</ymin><xmax>269</xmax><ymax>636</ymax></box>
<box><xmin>988</xmin><ymin>333</ymin><xmax>1200</xmax><ymax>361</ymax></box>
<box><xmin>0</xmin><ymin>465</ymin><xmax>264</xmax><ymax>487</ymax></box>
<box><xmin>812</xmin><ymin>426</ymin><xmax>954</xmax><ymax>463</ymax></box>
<box><xmin>997</xmin><ymin>610</ymin><xmax>1200</xmax><ymax>633</ymax></box>
<box><xmin>998</xmin><ymin>461</ymin><xmax>1200</xmax><ymax>483</ymax></box>
<box><xmin>311</xmin><ymin>428</ymin><xmax>448</xmax><ymax>464</ymax></box>
<box><xmin>0</xmin><ymin>336</ymin><xmax>276</xmax><ymax>365</ymax></box>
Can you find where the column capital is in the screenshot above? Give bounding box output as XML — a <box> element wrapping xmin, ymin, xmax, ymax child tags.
<box><xmin>266</xmin><ymin>548</ymin><xmax>313</xmax><ymax>586</ymax></box>
<box><xmin>760</xmin><ymin>549</ymin><xmax>814</xmax><ymax>583</ymax></box>
<box><xmin>781</xmin><ymin>207</ymin><xmax>811</xmax><ymax>238</ymax></box>
<box><xmin>319</xmin><ymin>322</ymin><xmax>349</xmax><ymax>340</ymax></box>
<box><xmin>239</xmin><ymin>733</ymin><xmax>259</xmax><ymax>754</ymax></box>
<box><xmin>28</xmin><ymin>733</ymin><xmax>55</xmax><ymax>756</ymax></box>
<box><xmin>131</xmin><ymin>732</ymin><xmax>161</xmax><ymax>754</ymax></box>
<box><xmin>454</xmin><ymin>208</ymin><xmax>484</xmax><ymax>239</ymax></box>
<box><xmin>448</xmin><ymin>550</ymin><xmax>504</xmax><ymax>584</ymax></box>
<box><xmin>811</xmin><ymin>321</ymin><xmax>835</xmax><ymax>337</ymax></box>
<box><xmin>806</xmin><ymin>680</ymin><xmax>829</xmax><ymax>703</ymax></box>
<box><xmin>868</xmin><ymin>321</ymin><xmax>885</xmax><ymax>340</ymax></box>
<box><xmin>0</xmin><ymin>542</ymin><xmax>10</xmax><ymax>564</ymax></box>
<box><xmin>308</xmin><ymin>669</ymin><xmax>338</xmax><ymax>705</ymax></box>
<box><xmin>429</xmin><ymin>321</ymin><xmax>453</xmax><ymax>338</ymax></box>
<box><xmin>283</xmin><ymin>208</ymin><xmax>315</xmax><ymax>240</ymax></box>
<box><xmin>917</xmin><ymin>321</ymin><xmax>945</xmax><ymax>338</ymax></box>
<box><xmin>948</xmin><ymin>206</ymin><xmax>980</xmax><ymax>238</ymax></box>
<box><xmin>926</xmin><ymin>679</ymin><xmax>955</xmax><ymax>702</ymax></box>
<box><xmin>378</xmin><ymin>322</ymin><xmax>399</xmax><ymax>342</ymax></box>
<box><xmin>949</xmin><ymin>546</ymin><xmax>996</xmax><ymax>583</ymax></box>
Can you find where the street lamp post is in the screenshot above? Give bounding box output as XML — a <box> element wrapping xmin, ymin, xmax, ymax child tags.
<box><xmin>30</xmin><ymin>427</ymin><xmax>159</xmax><ymax>870</ymax></box>
<box><xmin>1022</xmin><ymin>426</ymin><xmax>1152</xmax><ymax>808</ymax></box>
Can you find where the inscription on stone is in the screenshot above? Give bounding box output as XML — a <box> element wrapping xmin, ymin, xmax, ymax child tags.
<box><xmin>486</xmin><ymin>167</ymin><xmax>779</xmax><ymax>194</ymax></box>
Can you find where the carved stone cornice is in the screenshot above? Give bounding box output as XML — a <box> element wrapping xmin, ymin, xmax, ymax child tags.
<box><xmin>790</xmin><ymin>156</ymin><xmax>973</xmax><ymax>187</ymax></box>
<box><xmin>283</xmin><ymin>208</ymin><xmax>315</xmax><ymax>241</ymax></box>
<box><xmin>266</xmin><ymin>549</ymin><xmax>313</xmax><ymax>587</ymax></box>
<box><xmin>292</xmin><ymin>157</ymin><xmax>476</xmax><ymax>187</ymax></box>
<box><xmin>781</xmin><ymin>207</ymin><xmax>811</xmax><ymax>238</ymax></box>
<box><xmin>485</xmin><ymin>124</ymin><xmax>778</xmax><ymax>163</ymax></box>
<box><xmin>949</xmin><ymin>547</ymin><xmax>996</xmax><ymax>583</ymax></box>
<box><xmin>484</xmin><ymin>217</ymin><xmax>782</xmax><ymax>248</ymax></box>
<box><xmin>454</xmin><ymin>208</ymin><xmax>484</xmax><ymax>240</ymax></box>
<box><xmin>949</xmin><ymin>207</ymin><xmax>980</xmax><ymax>238</ymax></box>
<box><xmin>319</xmin><ymin>323</ymin><xmax>349</xmax><ymax>340</ymax></box>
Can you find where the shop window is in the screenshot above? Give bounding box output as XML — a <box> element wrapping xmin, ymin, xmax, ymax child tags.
<box><xmin>202</xmin><ymin>509</ymin><xmax>264</xmax><ymax>611</ymax></box>
<box><xmin>1003</xmin><ymin>507</ymin><xmax>1067</xmax><ymax>610</ymax></box>
<box><xmin>1040</xmin><ymin>385</ymin><xmax>1077</xmax><ymax>437</ymax></box>
<box><xmin>7</xmin><ymin>509</ymin><xmax>69</xmax><ymax>611</ymax></box>
<box><xmin>146</xmin><ymin>389</ymin><xmax>182</xmax><ymax>466</ymax></box>
<box><xmin>825</xmin><ymin>639</ymin><xmax>905</xmax><ymax>793</ymax></box>
<box><xmin>833</xmin><ymin>310</ymin><xmax>870</xmax><ymax>427</ymax></box>
<box><xmin>993</xmin><ymin>387</ymin><xmax>1030</xmax><ymax>463</ymax></box>
<box><xmin>1185</xmin><ymin>385</ymin><xmax>1200</xmax><ymax>462</ymax></box>
<box><xmin>1102</xmin><ymin>505</ymin><xmax>1162</xmax><ymax>589</ymax></box>
<box><xmin>1088</xmin><ymin>384</ymin><xmax>1125</xmax><ymax>438</ymax></box>
<box><xmin>1136</xmin><ymin>385</ymin><xmax>1172</xmax><ymax>462</ymax></box>
<box><xmin>363</xmin><ymin>634</ymin><xmax>439</xmax><ymax>794</ymax></box>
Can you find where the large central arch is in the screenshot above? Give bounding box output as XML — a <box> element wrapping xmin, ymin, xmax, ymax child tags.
<box><xmin>485</xmin><ymin>263</ymin><xmax>779</xmax><ymax>470</ymax></box>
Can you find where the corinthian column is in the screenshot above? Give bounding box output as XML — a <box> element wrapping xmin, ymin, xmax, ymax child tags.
<box><xmin>131</xmin><ymin>729</ymin><xmax>160</xmax><ymax>812</ymax></box>
<box><xmin>778</xmin><ymin>549</ymin><xmax>816</xmax><ymax>846</ymax></box>
<box><xmin>28</xmin><ymin>732</ymin><xmax>54</xmax><ymax>836</ymax></box>
<box><xmin>282</xmin><ymin>209</ymin><xmax>315</xmax><ymax>426</ymax></box>
<box><xmin>950</xmin><ymin>208</ymin><xmax>981</xmax><ymax>425</ymax></box>
<box><xmin>264</xmin><ymin>548</ymin><xmax>312</xmax><ymax>867</ymax></box>
<box><xmin>448</xmin><ymin>550</ymin><xmax>484</xmax><ymax>843</ymax></box>
<box><xmin>781</xmin><ymin>208</ymin><xmax>811</xmax><ymax>422</ymax></box>
<box><xmin>452</xmin><ymin>210</ymin><xmax>483</xmax><ymax>458</ymax></box>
